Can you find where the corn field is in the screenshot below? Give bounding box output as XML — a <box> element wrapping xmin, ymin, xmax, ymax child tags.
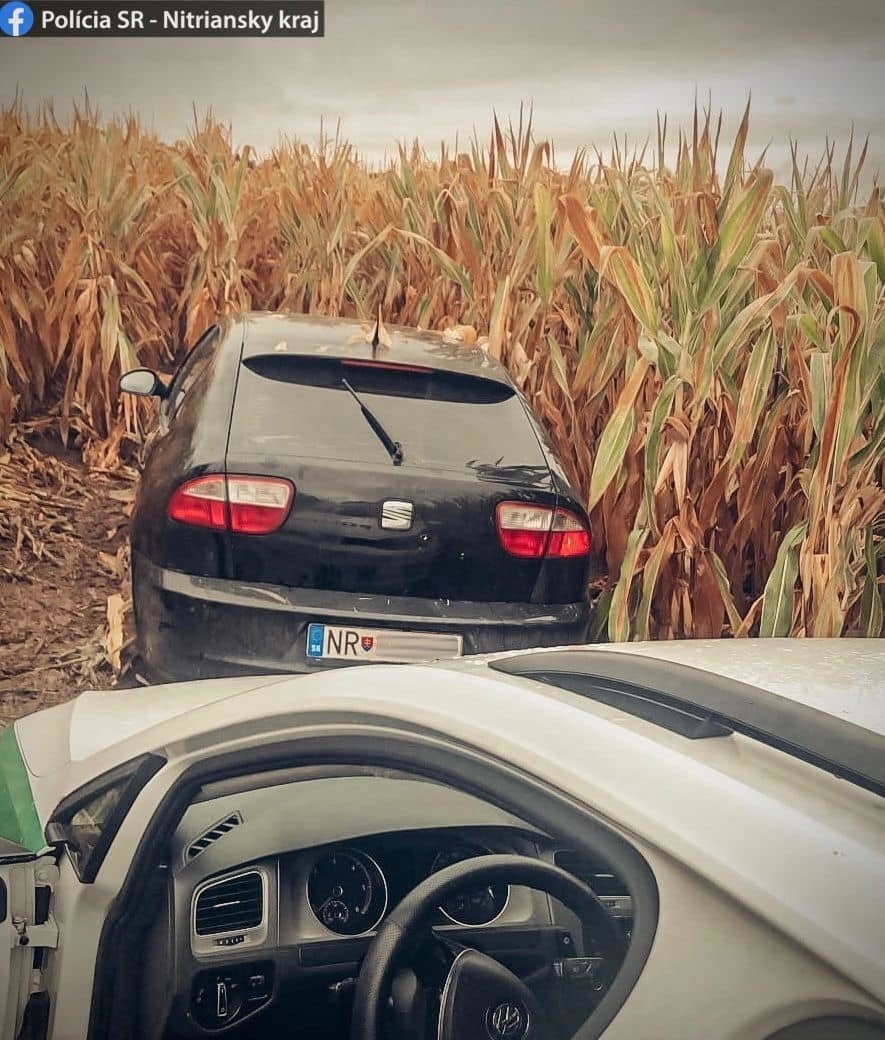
<box><xmin>1</xmin><ymin>100</ymin><xmax>883</xmax><ymax>640</ymax></box>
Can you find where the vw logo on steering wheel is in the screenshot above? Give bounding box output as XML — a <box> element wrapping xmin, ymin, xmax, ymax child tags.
<box><xmin>486</xmin><ymin>1001</ymin><xmax>528</xmax><ymax>1039</ymax></box>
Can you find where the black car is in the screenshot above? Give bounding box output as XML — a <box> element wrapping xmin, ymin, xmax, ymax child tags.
<box><xmin>120</xmin><ymin>312</ymin><xmax>595</xmax><ymax>681</ymax></box>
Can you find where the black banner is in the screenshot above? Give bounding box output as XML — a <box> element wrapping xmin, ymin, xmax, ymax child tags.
<box><xmin>0</xmin><ymin>1</ymin><xmax>325</xmax><ymax>37</ymax></box>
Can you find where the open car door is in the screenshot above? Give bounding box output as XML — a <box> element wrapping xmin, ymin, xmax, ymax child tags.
<box><xmin>0</xmin><ymin>841</ymin><xmax>59</xmax><ymax>1040</ymax></box>
<box><xmin>1</xmin><ymin>730</ymin><xmax>59</xmax><ymax>1040</ymax></box>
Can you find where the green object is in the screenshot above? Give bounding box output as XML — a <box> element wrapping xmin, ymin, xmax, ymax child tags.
<box><xmin>0</xmin><ymin>726</ymin><xmax>44</xmax><ymax>853</ymax></box>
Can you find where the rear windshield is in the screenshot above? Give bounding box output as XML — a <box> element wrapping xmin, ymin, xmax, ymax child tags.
<box><xmin>229</xmin><ymin>355</ymin><xmax>549</xmax><ymax>474</ymax></box>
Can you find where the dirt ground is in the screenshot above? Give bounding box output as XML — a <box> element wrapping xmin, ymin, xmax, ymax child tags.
<box><xmin>0</xmin><ymin>424</ymin><xmax>610</xmax><ymax>731</ymax></box>
<box><xmin>0</xmin><ymin>424</ymin><xmax>141</xmax><ymax>729</ymax></box>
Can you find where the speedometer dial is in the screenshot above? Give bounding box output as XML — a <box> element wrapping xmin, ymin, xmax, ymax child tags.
<box><xmin>429</xmin><ymin>843</ymin><xmax>510</xmax><ymax>927</ymax></box>
<box><xmin>307</xmin><ymin>848</ymin><xmax>388</xmax><ymax>936</ymax></box>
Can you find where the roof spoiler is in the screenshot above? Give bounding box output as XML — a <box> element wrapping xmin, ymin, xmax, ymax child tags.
<box><xmin>489</xmin><ymin>650</ymin><xmax>885</xmax><ymax>798</ymax></box>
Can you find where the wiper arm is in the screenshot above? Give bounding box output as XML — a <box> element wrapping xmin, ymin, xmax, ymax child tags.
<box><xmin>341</xmin><ymin>378</ymin><xmax>404</xmax><ymax>465</ymax></box>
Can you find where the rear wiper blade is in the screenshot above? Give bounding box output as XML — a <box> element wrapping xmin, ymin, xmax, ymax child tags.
<box><xmin>341</xmin><ymin>378</ymin><xmax>404</xmax><ymax>465</ymax></box>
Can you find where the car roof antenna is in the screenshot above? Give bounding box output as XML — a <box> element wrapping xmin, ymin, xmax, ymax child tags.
<box><xmin>370</xmin><ymin>303</ymin><xmax>392</xmax><ymax>358</ymax></box>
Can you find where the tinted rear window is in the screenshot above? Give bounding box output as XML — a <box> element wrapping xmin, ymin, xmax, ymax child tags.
<box><xmin>229</xmin><ymin>355</ymin><xmax>549</xmax><ymax>474</ymax></box>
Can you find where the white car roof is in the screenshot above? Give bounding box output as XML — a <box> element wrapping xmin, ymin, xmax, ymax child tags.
<box><xmin>586</xmin><ymin>638</ymin><xmax>885</xmax><ymax>735</ymax></box>
<box><xmin>16</xmin><ymin>639</ymin><xmax>884</xmax><ymax>779</ymax></box>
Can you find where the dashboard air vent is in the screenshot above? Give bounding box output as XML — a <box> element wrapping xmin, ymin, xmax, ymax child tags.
<box><xmin>554</xmin><ymin>850</ymin><xmax>628</xmax><ymax>897</ymax></box>
<box><xmin>186</xmin><ymin>813</ymin><xmax>242</xmax><ymax>862</ymax></box>
<box><xmin>194</xmin><ymin>871</ymin><xmax>264</xmax><ymax>936</ymax></box>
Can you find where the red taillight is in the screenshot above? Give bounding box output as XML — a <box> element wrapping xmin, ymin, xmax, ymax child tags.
<box><xmin>495</xmin><ymin>502</ymin><xmax>591</xmax><ymax>559</ymax></box>
<box><xmin>227</xmin><ymin>477</ymin><xmax>295</xmax><ymax>534</ymax></box>
<box><xmin>495</xmin><ymin>503</ymin><xmax>551</xmax><ymax>558</ymax></box>
<box><xmin>547</xmin><ymin>508</ymin><xmax>592</xmax><ymax>557</ymax></box>
<box><xmin>168</xmin><ymin>475</ymin><xmax>294</xmax><ymax>534</ymax></box>
<box><xmin>167</xmin><ymin>476</ymin><xmax>228</xmax><ymax>531</ymax></box>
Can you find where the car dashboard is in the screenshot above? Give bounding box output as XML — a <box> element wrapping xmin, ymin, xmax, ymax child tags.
<box><xmin>145</xmin><ymin>773</ymin><xmax>633</xmax><ymax>1039</ymax></box>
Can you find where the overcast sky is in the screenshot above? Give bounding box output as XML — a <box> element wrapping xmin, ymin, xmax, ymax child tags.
<box><xmin>3</xmin><ymin>0</ymin><xmax>884</xmax><ymax>183</ymax></box>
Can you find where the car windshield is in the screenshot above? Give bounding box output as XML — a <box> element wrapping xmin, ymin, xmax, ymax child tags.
<box><xmin>228</xmin><ymin>355</ymin><xmax>549</xmax><ymax>476</ymax></box>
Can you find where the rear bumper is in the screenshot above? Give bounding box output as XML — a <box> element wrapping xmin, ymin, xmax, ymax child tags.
<box><xmin>133</xmin><ymin>552</ymin><xmax>592</xmax><ymax>682</ymax></box>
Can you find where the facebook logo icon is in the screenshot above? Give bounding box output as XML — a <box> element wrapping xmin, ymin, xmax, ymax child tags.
<box><xmin>0</xmin><ymin>1</ymin><xmax>34</xmax><ymax>36</ymax></box>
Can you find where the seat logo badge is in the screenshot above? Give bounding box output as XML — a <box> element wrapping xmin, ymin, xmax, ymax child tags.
<box><xmin>487</xmin><ymin>1002</ymin><xmax>527</xmax><ymax>1039</ymax></box>
<box><xmin>380</xmin><ymin>500</ymin><xmax>413</xmax><ymax>530</ymax></box>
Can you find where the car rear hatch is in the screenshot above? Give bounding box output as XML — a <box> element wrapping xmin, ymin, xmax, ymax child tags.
<box><xmin>221</xmin><ymin>350</ymin><xmax>587</xmax><ymax>604</ymax></box>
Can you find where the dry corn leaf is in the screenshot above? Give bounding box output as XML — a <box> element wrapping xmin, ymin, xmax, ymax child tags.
<box><xmin>442</xmin><ymin>324</ymin><xmax>478</xmax><ymax>345</ymax></box>
<box><xmin>105</xmin><ymin>593</ymin><xmax>125</xmax><ymax>674</ymax></box>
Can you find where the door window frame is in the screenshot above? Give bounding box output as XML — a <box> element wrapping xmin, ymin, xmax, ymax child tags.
<box><xmin>161</xmin><ymin>324</ymin><xmax>224</xmax><ymax>423</ymax></box>
<box><xmin>83</xmin><ymin>725</ymin><xmax>660</xmax><ymax>1040</ymax></box>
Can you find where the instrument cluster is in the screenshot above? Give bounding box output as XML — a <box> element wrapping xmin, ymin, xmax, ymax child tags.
<box><xmin>305</xmin><ymin>837</ymin><xmax>511</xmax><ymax>936</ymax></box>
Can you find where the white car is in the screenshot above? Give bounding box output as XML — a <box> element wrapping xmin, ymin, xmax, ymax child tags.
<box><xmin>1</xmin><ymin>639</ymin><xmax>883</xmax><ymax>1040</ymax></box>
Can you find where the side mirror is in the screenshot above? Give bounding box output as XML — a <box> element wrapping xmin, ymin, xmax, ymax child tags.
<box><xmin>119</xmin><ymin>368</ymin><xmax>167</xmax><ymax>399</ymax></box>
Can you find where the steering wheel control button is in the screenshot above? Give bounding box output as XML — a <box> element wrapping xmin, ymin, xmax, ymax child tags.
<box><xmin>561</xmin><ymin>956</ymin><xmax>604</xmax><ymax>979</ymax></box>
<box><xmin>486</xmin><ymin>1000</ymin><xmax>529</xmax><ymax>1040</ymax></box>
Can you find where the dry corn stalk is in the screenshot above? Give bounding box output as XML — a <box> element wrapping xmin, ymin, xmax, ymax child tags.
<box><xmin>1</xmin><ymin>100</ymin><xmax>882</xmax><ymax>639</ymax></box>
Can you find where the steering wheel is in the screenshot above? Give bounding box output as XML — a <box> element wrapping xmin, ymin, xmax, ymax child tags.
<box><xmin>350</xmin><ymin>854</ymin><xmax>627</xmax><ymax>1040</ymax></box>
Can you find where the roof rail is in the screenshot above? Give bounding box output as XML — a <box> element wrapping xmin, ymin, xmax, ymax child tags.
<box><xmin>488</xmin><ymin>650</ymin><xmax>885</xmax><ymax>798</ymax></box>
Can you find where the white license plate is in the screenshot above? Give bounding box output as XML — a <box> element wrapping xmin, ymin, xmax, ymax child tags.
<box><xmin>306</xmin><ymin>623</ymin><xmax>462</xmax><ymax>664</ymax></box>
